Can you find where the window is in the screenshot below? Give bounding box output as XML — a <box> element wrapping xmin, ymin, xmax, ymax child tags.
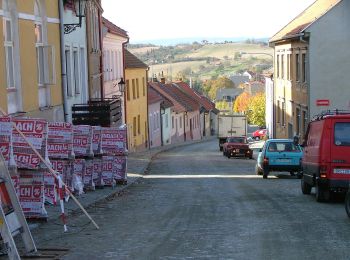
<box><xmin>132</xmin><ymin>79</ymin><xmax>136</xmax><ymax>99</ymax></box>
<box><xmin>296</xmin><ymin>107</ymin><xmax>300</xmax><ymax>136</ymax></box>
<box><xmin>296</xmin><ymin>54</ymin><xmax>300</xmax><ymax>82</ymax></box>
<box><xmin>133</xmin><ymin>117</ymin><xmax>137</xmax><ymax>136</ymax></box>
<box><xmin>137</xmin><ymin>115</ymin><xmax>140</xmax><ymax>134</ymax></box>
<box><xmin>281</xmin><ymin>54</ymin><xmax>284</xmax><ymax>79</ymax></box>
<box><xmin>180</xmin><ymin>116</ymin><xmax>182</xmax><ymax>128</ymax></box>
<box><xmin>65</xmin><ymin>49</ymin><xmax>73</xmax><ymax>97</ymax></box>
<box><xmin>126</xmin><ymin>80</ymin><xmax>130</xmax><ymax>100</ymax></box>
<box><xmin>172</xmin><ymin>116</ymin><xmax>174</xmax><ymax>129</ymax></box>
<box><xmin>142</xmin><ymin>77</ymin><xmax>145</xmax><ymax>96</ymax></box>
<box><xmin>302</xmin><ymin>53</ymin><xmax>306</xmax><ymax>83</ymax></box>
<box><xmin>277</xmin><ymin>100</ymin><xmax>280</xmax><ymax>123</ymax></box>
<box><xmin>136</xmin><ymin>78</ymin><xmax>140</xmax><ymax>98</ymax></box>
<box><xmin>281</xmin><ymin>101</ymin><xmax>285</xmax><ymax>126</ymax></box>
<box><xmin>287</xmin><ymin>54</ymin><xmax>290</xmax><ymax>80</ymax></box>
<box><xmin>276</xmin><ymin>55</ymin><xmax>280</xmax><ymax>78</ymax></box>
<box><xmin>302</xmin><ymin>110</ymin><xmax>307</xmax><ymax>136</ymax></box>
<box><xmin>334</xmin><ymin>123</ymin><xmax>350</xmax><ymax>146</ymax></box>
<box><xmin>73</xmin><ymin>49</ymin><xmax>80</xmax><ymax>95</ymax></box>
<box><xmin>79</xmin><ymin>47</ymin><xmax>86</xmax><ymax>97</ymax></box>
<box><xmin>4</xmin><ymin>19</ymin><xmax>14</xmax><ymax>89</ymax></box>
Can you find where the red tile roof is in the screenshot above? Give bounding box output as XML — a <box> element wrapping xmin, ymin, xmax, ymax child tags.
<box><xmin>173</xmin><ymin>81</ymin><xmax>216</xmax><ymax>112</ymax></box>
<box><xmin>102</xmin><ymin>17</ymin><xmax>129</xmax><ymax>38</ymax></box>
<box><xmin>125</xmin><ymin>49</ymin><xmax>148</xmax><ymax>69</ymax></box>
<box><xmin>149</xmin><ymin>86</ymin><xmax>173</xmax><ymax>109</ymax></box>
<box><xmin>148</xmin><ymin>86</ymin><xmax>163</xmax><ymax>105</ymax></box>
<box><xmin>149</xmin><ymin>82</ymin><xmax>186</xmax><ymax>113</ymax></box>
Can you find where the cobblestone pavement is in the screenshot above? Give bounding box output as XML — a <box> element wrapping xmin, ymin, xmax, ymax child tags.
<box><xmin>25</xmin><ymin>138</ymin><xmax>350</xmax><ymax>260</ymax></box>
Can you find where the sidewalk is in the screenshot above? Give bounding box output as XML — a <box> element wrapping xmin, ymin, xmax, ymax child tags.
<box><xmin>38</xmin><ymin>136</ymin><xmax>215</xmax><ymax>226</ymax></box>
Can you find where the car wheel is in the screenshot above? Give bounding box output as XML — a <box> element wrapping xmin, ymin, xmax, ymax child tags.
<box><xmin>255</xmin><ymin>136</ymin><xmax>260</xmax><ymax>141</ymax></box>
<box><xmin>315</xmin><ymin>182</ymin><xmax>329</xmax><ymax>202</ymax></box>
<box><xmin>301</xmin><ymin>177</ymin><xmax>312</xmax><ymax>195</ymax></box>
<box><xmin>296</xmin><ymin>171</ymin><xmax>302</xmax><ymax>179</ymax></box>
<box><xmin>263</xmin><ymin>169</ymin><xmax>269</xmax><ymax>179</ymax></box>
<box><xmin>290</xmin><ymin>171</ymin><xmax>295</xmax><ymax>176</ymax></box>
<box><xmin>220</xmin><ymin>147</ymin><xmax>223</xmax><ymax>151</ymax></box>
<box><xmin>249</xmin><ymin>155</ymin><xmax>253</xmax><ymax>160</ymax></box>
<box><xmin>227</xmin><ymin>153</ymin><xmax>231</xmax><ymax>158</ymax></box>
<box><xmin>345</xmin><ymin>192</ymin><xmax>350</xmax><ymax>218</ymax></box>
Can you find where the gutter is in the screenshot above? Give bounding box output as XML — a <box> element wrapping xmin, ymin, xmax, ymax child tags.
<box><xmin>58</xmin><ymin>0</ymin><xmax>68</xmax><ymax>122</ymax></box>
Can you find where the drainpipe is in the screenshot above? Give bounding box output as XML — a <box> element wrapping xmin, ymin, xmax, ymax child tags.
<box><xmin>58</xmin><ymin>0</ymin><xmax>68</xmax><ymax>122</ymax></box>
<box><xmin>122</xmin><ymin>39</ymin><xmax>129</xmax><ymax>126</ymax></box>
<box><xmin>98</xmin><ymin>8</ymin><xmax>104</xmax><ymax>100</ymax></box>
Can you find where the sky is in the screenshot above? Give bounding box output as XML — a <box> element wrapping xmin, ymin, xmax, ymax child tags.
<box><xmin>102</xmin><ymin>0</ymin><xmax>315</xmax><ymax>44</ymax></box>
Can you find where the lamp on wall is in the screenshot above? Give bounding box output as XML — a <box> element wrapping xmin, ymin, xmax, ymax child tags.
<box><xmin>64</xmin><ymin>0</ymin><xmax>87</xmax><ymax>34</ymax></box>
<box><xmin>118</xmin><ymin>77</ymin><xmax>126</xmax><ymax>93</ymax></box>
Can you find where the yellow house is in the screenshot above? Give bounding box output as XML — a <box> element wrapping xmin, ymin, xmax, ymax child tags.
<box><xmin>0</xmin><ymin>0</ymin><xmax>63</xmax><ymax>121</ymax></box>
<box><xmin>124</xmin><ymin>49</ymin><xmax>149</xmax><ymax>152</ymax></box>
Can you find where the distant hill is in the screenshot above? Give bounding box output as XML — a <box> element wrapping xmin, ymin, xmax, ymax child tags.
<box><xmin>128</xmin><ymin>41</ymin><xmax>273</xmax><ymax>94</ymax></box>
<box><xmin>129</xmin><ymin>37</ymin><xmax>269</xmax><ymax>46</ymax></box>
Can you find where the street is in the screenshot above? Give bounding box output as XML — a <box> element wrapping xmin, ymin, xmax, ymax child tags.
<box><xmin>32</xmin><ymin>139</ymin><xmax>350</xmax><ymax>259</ymax></box>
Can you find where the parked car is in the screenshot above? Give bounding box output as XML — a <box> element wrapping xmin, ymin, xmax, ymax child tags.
<box><xmin>252</xmin><ymin>129</ymin><xmax>267</xmax><ymax>141</ymax></box>
<box><xmin>301</xmin><ymin>110</ymin><xmax>350</xmax><ymax>202</ymax></box>
<box><xmin>223</xmin><ymin>136</ymin><xmax>253</xmax><ymax>159</ymax></box>
<box><xmin>256</xmin><ymin>139</ymin><xmax>303</xmax><ymax>179</ymax></box>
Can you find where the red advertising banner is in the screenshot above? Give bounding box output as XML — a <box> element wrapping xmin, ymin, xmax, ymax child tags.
<box><xmin>114</xmin><ymin>156</ymin><xmax>127</xmax><ymax>181</ymax></box>
<box><xmin>101</xmin><ymin>127</ymin><xmax>127</xmax><ymax>155</ymax></box>
<box><xmin>12</xmin><ymin>118</ymin><xmax>47</xmax><ymax>169</ymax></box>
<box><xmin>84</xmin><ymin>159</ymin><xmax>94</xmax><ymax>190</ymax></box>
<box><xmin>93</xmin><ymin>158</ymin><xmax>103</xmax><ymax>187</ymax></box>
<box><xmin>73</xmin><ymin>159</ymin><xmax>85</xmax><ymax>194</ymax></box>
<box><xmin>44</xmin><ymin>171</ymin><xmax>57</xmax><ymax>205</ymax></box>
<box><xmin>101</xmin><ymin>156</ymin><xmax>114</xmax><ymax>186</ymax></box>
<box><xmin>0</xmin><ymin>117</ymin><xmax>13</xmax><ymax>165</ymax></box>
<box><xmin>47</xmin><ymin>122</ymin><xmax>74</xmax><ymax>159</ymax></box>
<box><xmin>92</xmin><ymin>126</ymin><xmax>102</xmax><ymax>155</ymax></box>
<box><xmin>73</xmin><ymin>125</ymin><xmax>93</xmax><ymax>157</ymax></box>
<box><xmin>19</xmin><ymin>170</ymin><xmax>47</xmax><ymax>218</ymax></box>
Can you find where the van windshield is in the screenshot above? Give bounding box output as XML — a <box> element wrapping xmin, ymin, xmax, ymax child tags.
<box><xmin>334</xmin><ymin>123</ymin><xmax>350</xmax><ymax>146</ymax></box>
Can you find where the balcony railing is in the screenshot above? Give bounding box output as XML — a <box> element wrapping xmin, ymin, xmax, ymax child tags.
<box><xmin>72</xmin><ymin>98</ymin><xmax>122</xmax><ymax>127</ymax></box>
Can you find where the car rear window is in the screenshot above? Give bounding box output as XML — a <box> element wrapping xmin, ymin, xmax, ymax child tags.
<box><xmin>267</xmin><ymin>142</ymin><xmax>300</xmax><ymax>152</ymax></box>
<box><xmin>334</xmin><ymin>123</ymin><xmax>350</xmax><ymax>146</ymax></box>
<box><xmin>227</xmin><ymin>137</ymin><xmax>246</xmax><ymax>143</ymax></box>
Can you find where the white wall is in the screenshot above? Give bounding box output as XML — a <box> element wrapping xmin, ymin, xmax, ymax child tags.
<box><xmin>63</xmin><ymin>8</ymin><xmax>88</xmax><ymax>122</ymax></box>
<box><xmin>307</xmin><ymin>0</ymin><xmax>350</xmax><ymax>118</ymax></box>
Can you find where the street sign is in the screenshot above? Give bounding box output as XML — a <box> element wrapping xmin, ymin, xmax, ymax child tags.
<box><xmin>316</xmin><ymin>99</ymin><xmax>330</xmax><ymax>106</ymax></box>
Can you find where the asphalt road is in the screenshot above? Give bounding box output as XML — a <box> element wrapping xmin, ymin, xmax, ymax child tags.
<box><xmin>33</xmin><ymin>139</ymin><xmax>350</xmax><ymax>259</ymax></box>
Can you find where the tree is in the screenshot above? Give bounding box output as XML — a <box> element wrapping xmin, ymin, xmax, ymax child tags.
<box><xmin>215</xmin><ymin>101</ymin><xmax>230</xmax><ymax>111</ymax></box>
<box><xmin>207</xmin><ymin>76</ymin><xmax>235</xmax><ymax>100</ymax></box>
<box><xmin>247</xmin><ymin>92</ymin><xmax>266</xmax><ymax>126</ymax></box>
<box><xmin>233</xmin><ymin>92</ymin><xmax>251</xmax><ymax>113</ymax></box>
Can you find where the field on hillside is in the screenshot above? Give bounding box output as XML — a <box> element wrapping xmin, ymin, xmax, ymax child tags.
<box><xmin>130</xmin><ymin>42</ymin><xmax>273</xmax><ymax>81</ymax></box>
<box><xmin>177</xmin><ymin>43</ymin><xmax>273</xmax><ymax>60</ymax></box>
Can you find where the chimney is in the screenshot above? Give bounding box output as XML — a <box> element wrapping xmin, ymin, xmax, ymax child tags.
<box><xmin>160</xmin><ymin>71</ymin><xmax>165</xmax><ymax>84</ymax></box>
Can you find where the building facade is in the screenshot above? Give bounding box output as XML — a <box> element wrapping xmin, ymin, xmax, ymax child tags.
<box><xmin>0</xmin><ymin>0</ymin><xmax>63</xmax><ymax>121</ymax></box>
<box><xmin>125</xmin><ymin>49</ymin><xmax>149</xmax><ymax>151</ymax></box>
<box><xmin>60</xmin><ymin>0</ymin><xmax>89</xmax><ymax>122</ymax></box>
<box><xmin>85</xmin><ymin>0</ymin><xmax>103</xmax><ymax>99</ymax></box>
<box><xmin>270</xmin><ymin>0</ymin><xmax>345</xmax><ymax>140</ymax></box>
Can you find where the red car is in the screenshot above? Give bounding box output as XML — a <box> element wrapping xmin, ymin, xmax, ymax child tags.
<box><xmin>301</xmin><ymin>110</ymin><xmax>350</xmax><ymax>203</ymax></box>
<box><xmin>223</xmin><ymin>136</ymin><xmax>253</xmax><ymax>159</ymax></box>
<box><xmin>252</xmin><ymin>129</ymin><xmax>267</xmax><ymax>141</ymax></box>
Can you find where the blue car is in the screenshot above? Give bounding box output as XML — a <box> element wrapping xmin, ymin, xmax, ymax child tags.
<box><xmin>255</xmin><ymin>139</ymin><xmax>303</xmax><ymax>179</ymax></box>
